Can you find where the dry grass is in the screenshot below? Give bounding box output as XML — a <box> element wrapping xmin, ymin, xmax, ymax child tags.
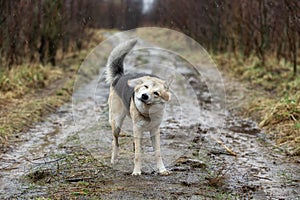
<box><xmin>215</xmin><ymin>53</ymin><xmax>300</xmax><ymax>155</ymax></box>
<box><xmin>0</xmin><ymin>64</ymin><xmax>63</xmax><ymax>98</ymax></box>
<box><xmin>259</xmin><ymin>94</ymin><xmax>300</xmax><ymax>155</ymax></box>
<box><xmin>0</xmin><ymin>29</ymin><xmax>105</xmax><ymax>145</ymax></box>
<box><xmin>0</xmin><ymin>65</ymin><xmax>73</xmax><ymax>143</ymax></box>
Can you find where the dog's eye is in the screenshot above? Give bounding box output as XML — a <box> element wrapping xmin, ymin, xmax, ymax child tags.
<box><xmin>154</xmin><ymin>91</ymin><xmax>160</xmax><ymax>96</ymax></box>
<box><xmin>144</xmin><ymin>85</ymin><xmax>149</xmax><ymax>89</ymax></box>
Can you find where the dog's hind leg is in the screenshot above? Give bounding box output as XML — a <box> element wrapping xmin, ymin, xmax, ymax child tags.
<box><xmin>111</xmin><ymin>120</ymin><xmax>120</xmax><ymax>165</ymax></box>
<box><xmin>110</xmin><ymin>112</ymin><xmax>126</xmax><ymax>165</ymax></box>
<box><xmin>109</xmin><ymin>89</ymin><xmax>126</xmax><ymax>165</ymax></box>
<box><xmin>150</xmin><ymin>128</ymin><xmax>170</xmax><ymax>175</ymax></box>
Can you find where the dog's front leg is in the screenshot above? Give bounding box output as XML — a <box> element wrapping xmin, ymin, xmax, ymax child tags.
<box><xmin>150</xmin><ymin>128</ymin><xmax>170</xmax><ymax>175</ymax></box>
<box><xmin>132</xmin><ymin>125</ymin><xmax>142</xmax><ymax>175</ymax></box>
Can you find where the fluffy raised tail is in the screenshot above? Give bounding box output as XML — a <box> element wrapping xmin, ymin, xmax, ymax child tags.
<box><xmin>105</xmin><ymin>39</ymin><xmax>137</xmax><ymax>84</ymax></box>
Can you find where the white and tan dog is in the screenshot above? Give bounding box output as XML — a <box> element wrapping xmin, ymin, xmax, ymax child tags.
<box><xmin>106</xmin><ymin>39</ymin><xmax>172</xmax><ymax>175</ymax></box>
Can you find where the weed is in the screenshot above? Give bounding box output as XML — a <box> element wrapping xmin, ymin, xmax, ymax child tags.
<box><xmin>72</xmin><ymin>189</ymin><xmax>89</xmax><ymax>196</ymax></box>
<box><xmin>215</xmin><ymin>192</ymin><xmax>237</xmax><ymax>200</ymax></box>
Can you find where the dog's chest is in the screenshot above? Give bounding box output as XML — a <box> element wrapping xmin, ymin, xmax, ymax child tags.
<box><xmin>136</xmin><ymin>115</ymin><xmax>163</xmax><ymax>131</ymax></box>
<box><xmin>136</xmin><ymin>104</ymin><xmax>164</xmax><ymax>129</ymax></box>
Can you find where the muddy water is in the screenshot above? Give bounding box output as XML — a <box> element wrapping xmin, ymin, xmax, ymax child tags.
<box><xmin>1</xmin><ymin>35</ymin><xmax>300</xmax><ymax>199</ymax></box>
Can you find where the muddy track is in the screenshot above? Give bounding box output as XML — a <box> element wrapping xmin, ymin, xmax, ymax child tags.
<box><xmin>1</xmin><ymin>34</ymin><xmax>300</xmax><ymax>199</ymax></box>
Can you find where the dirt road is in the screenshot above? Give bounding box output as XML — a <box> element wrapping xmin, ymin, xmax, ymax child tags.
<box><xmin>1</xmin><ymin>31</ymin><xmax>299</xmax><ymax>199</ymax></box>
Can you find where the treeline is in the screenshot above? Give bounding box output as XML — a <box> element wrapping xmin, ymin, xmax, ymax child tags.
<box><xmin>0</xmin><ymin>0</ymin><xmax>143</xmax><ymax>68</ymax></box>
<box><xmin>0</xmin><ymin>0</ymin><xmax>96</xmax><ymax>68</ymax></box>
<box><xmin>0</xmin><ymin>0</ymin><xmax>299</xmax><ymax>75</ymax></box>
<box><xmin>146</xmin><ymin>0</ymin><xmax>300</xmax><ymax>75</ymax></box>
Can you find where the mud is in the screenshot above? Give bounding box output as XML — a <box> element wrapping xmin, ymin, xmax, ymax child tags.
<box><xmin>1</xmin><ymin>34</ymin><xmax>300</xmax><ymax>199</ymax></box>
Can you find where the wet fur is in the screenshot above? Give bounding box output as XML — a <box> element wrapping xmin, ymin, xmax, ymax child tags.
<box><xmin>106</xmin><ymin>39</ymin><xmax>172</xmax><ymax>175</ymax></box>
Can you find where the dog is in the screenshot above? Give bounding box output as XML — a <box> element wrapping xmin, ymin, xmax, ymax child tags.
<box><xmin>105</xmin><ymin>39</ymin><xmax>173</xmax><ymax>175</ymax></box>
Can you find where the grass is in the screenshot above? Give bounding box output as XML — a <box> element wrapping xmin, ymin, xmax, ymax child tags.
<box><xmin>215</xmin><ymin>53</ymin><xmax>300</xmax><ymax>155</ymax></box>
<box><xmin>0</xmin><ymin>29</ymin><xmax>105</xmax><ymax>145</ymax></box>
<box><xmin>0</xmin><ymin>64</ymin><xmax>62</xmax><ymax>98</ymax></box>
<box><xmin>0</xmin><ymin>64</ymin><xmax>66</xmax><ymax>142</ymax></box>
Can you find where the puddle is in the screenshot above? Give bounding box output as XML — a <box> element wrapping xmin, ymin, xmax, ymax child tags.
<box><xmin>1</xmin><ymin>34</ymin><xmax>300</xmax><ymax>199</ymax></box>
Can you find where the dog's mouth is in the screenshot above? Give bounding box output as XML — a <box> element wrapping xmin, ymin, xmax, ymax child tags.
<box><xmin>138</xmin><ymin>98</ymin><xmax>164</xmax><ymax>106</ymax></box>
<box><xmin>139</xmin><ymin>98</ymin><xmax>152</xmax><ymax>105</ymax></box>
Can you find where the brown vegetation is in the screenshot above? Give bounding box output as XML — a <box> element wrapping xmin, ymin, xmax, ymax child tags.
<box><xmin>215</xmin><ymin>53</ymin><xmax>300</xmax><ymax>155</ymax></box>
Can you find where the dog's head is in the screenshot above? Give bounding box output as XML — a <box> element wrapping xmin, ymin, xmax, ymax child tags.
<box><xmin>128</xmin><ymin>76</ymin><xmax>172</xmax><ymax>106</ymax></box>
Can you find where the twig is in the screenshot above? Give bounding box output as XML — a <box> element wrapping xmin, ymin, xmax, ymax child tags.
<box><xmin>214</xmin><ymin>138</ymin><xmax>237</xmax><ymax>156</ymax></box>
<box><xmin>24</xmin><ymin>156</ymin><xmax>65</xmax><ymax>165</ymax></box>
<box><xmin>65</xmin><ymin>177</ymin><xmax>94</xmax><ymax>182</ymax></box>
<box><xmin>290</xmin><ymin>114</ymin><xmax>297</xmax><ymax>122</ymax></box>
<box><xmin>253</xmin><ymin>175</ymin><xmax>272</xmax><ymax>181</ymax></box>
<box><xmin>0</xmin><ymin>164</ymin><xmax>18</xmax><ymax>170</ymax></box>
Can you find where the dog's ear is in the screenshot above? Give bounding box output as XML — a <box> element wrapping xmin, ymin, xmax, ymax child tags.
<box><xmin>164</xmin><ymin>74</ymin><xmax>174</xmax><ymax>90</ymax></box>
<box><xmin>128</xmin><ymin>78</ymin><xmax>143</xmax><ymax>88</ymax></box>
<box><xmin>161</xmin><ymin>91</ymin><xmax>171</xmax><ymax>101</ymax></box>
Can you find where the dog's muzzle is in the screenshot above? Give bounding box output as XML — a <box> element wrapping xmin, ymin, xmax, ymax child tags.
<box><xmin>139</xmin><ymin>93</ymin><xmax>151</xmax><ymax>105</ymax></box>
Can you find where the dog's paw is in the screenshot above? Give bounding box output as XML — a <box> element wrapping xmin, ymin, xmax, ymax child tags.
<box><xmin>131</xmin><ymin>170</ymin><xmax>142</xmax><ymax>176</ymax></box>
<box><xmin>159</xmin><ymin>169</ymin><xmax>171</xmax><ymax>176</ymax></box>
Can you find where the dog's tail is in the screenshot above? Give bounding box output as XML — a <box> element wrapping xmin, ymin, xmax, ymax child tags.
<box><xmin>105</xmin><ymin>39</ymin><xmax>137</xmax><ymax>84</ymax></box>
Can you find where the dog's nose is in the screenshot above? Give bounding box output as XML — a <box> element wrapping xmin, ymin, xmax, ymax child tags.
<box><xmin>141</xmin><ymin>93</ymin><xmax>149</xmax><ymax>100</ymax></box>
